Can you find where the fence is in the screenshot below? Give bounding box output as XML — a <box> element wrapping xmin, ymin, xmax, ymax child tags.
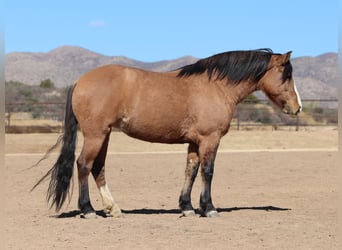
<box><xmin>233</xmin><ymin>99</ymin><xmax>338</xmax><ymax>131</ymax></box>
<box><xmin>5</xmin><ymin>99</ymin><xmax>338</xmax><ymax>133</ymax></box>
<box><xmin>5</xmin><ymin>102</ymin><xmax>65</xmax><ymax>133</ymax></box>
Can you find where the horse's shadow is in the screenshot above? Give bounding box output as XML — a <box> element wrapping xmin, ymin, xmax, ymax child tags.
<box><xmin>56</xmin><ymin>205</ymin><xmax>290</xmax><ymax>218</ymax></box>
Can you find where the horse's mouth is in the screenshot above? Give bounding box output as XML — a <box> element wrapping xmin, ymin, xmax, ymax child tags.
<box><xmin>282</xmin><ymin>106</ymin><xmax>301</xmax><ymax>116</ymax></box>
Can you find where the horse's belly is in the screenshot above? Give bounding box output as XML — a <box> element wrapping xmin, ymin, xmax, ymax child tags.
<box><xmin>118</xmin><ymin>116</ymin><xmax>189</xmax><ymax>144</ymax></box>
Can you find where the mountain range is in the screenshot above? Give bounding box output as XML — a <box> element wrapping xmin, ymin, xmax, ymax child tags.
<box><xmin>5</xmin><ymin>46</ymin><xmax>339</xmax><ymax>99</ymax></box>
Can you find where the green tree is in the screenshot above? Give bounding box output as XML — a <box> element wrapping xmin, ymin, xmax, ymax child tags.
<box><xmin>40</xmin><ymin>79</ymin><xmax>55</xmax><ymax>88</ymax></box>
<box><xmin>242</xmin><ymin>93</ymin><xmax>260</xmax><ymax>104</ymax></box>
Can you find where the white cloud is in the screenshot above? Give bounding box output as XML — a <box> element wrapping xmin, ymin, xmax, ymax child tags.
<box><xmin>89</xmin><ymin>20</ymin><xmax>107</xmax><ymax>28</ymax></box>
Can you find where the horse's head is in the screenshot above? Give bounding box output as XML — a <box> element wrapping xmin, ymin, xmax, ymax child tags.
<box><xmin>258</xmin><ymin>51</ymin><xmax>302</xmax><ymax>115</ymax></box>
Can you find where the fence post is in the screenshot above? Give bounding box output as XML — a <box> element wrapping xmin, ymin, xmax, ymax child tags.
<box><xmin>236</xmin><ymin>107</ymin><xmax>240</xmax><ymax>130</ymax></box>
<box><xmin>296</xmin><ymin>115</ymin><xmax>299</xmax><ymax>131</ymax></box>
<box><xmin>7</xmin><ymin>112</ymin><xmax>11</xmax><ymax>127</ymax></box>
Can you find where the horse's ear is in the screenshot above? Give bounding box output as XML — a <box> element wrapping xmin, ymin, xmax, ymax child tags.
<box><xmin>282</xmin><ymin>51</ymin><xmax>292</xmax><ymax>63</ymax></box>
<box><xmin>270</xmin><ymin>51</ymin><xmax>292</xmax><ymax>66</ymax></box>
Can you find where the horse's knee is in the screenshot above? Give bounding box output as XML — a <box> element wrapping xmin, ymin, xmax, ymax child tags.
<box><xmin>187</xmin><ymin>150</ymin><xmax>199</xmax><ymax>164</ymax></box>
<box><xmin>186</xmin><ymin>157</ymin><xmax>199</xmax><ymax>179</ymax></box>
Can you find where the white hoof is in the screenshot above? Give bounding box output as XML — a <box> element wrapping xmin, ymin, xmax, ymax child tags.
<box><xmin>106</xmin><ymin>211</ymin><xmax>123</xmax><ymax>218</ymax></box>
<box><xmin>108</xmin><ymin>204</ymin><xmax>123</xmax><ymax>218</ymax></box>
<box><xmin>182</xmin><ymin>210</ymin><xmax>196</xmax><ymax>217</ymax></box>
<box><xmin>206</xmin><ymin>210</ymin><xmax>219</xmax><ymax>218</ymax></box>
<box><xmin>82</xmin><ymin>212</ymin><xmax>97</xmax><ymax>219</ymax></box>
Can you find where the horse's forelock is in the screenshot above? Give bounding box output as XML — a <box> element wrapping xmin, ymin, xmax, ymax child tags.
<box><xmin>282</xmin><ymin>60</ymin><xmax>293</xmax><ymax>82</ymax></box>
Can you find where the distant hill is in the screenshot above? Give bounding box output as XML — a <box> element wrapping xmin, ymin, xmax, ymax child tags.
<box><xmin>5</xmin><ymin>46</ymin><xmax>338</xmax><ymax>99</ymax></box>
<box><xmin>290</xmin><ymin>53</ymin><xmax>338</xmax><ymax>99</ymax></box>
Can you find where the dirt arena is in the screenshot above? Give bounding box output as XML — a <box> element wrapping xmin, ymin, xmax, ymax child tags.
<box><xmin>4</xmin><ymin>129</ymin><xmax>338</xmax><ymax>249</ymax></box>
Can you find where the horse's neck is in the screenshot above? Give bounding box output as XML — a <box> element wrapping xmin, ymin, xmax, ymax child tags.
<box><xmin>217</xmin><ymin>80</ymin><xmax>258</xmax><ymax>105</ymax></box>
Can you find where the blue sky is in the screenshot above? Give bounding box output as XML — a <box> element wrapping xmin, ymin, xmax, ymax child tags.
<box><xmin>5</xmin><ymin>0</ymin><xmax>338</xmax><ymax>62</ymax></box>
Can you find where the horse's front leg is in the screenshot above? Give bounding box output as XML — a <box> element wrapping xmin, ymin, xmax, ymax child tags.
<box><xmin>198</xmin><ymin>135</ymin><xmax>220</xmax><ymax>218</ymax></box>
<box><xmin>179</xmin><ymin>143</ymin><xmax>200</xmax><ymax>216</ymax></box>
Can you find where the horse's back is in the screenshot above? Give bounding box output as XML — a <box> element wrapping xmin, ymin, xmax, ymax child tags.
<box><xmin>71</xmin><ymin>64</ymin><xmax>192</xmax><ymax>142</ymax></box>
<box><xmin>75</xmin><ymin>64</ymin><xmax>137</xmax><ymax>91</ymax></box>
<box><xmin>74</xmin><ymin>64</ymin><xmax>182</xmax><ymax>96</ymax></box>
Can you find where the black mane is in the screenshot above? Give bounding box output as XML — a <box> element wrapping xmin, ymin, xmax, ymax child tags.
<box><xmin>177</xmin><ymin>49</ymin><xmax>289</xmax><ymax>84</ymax></box>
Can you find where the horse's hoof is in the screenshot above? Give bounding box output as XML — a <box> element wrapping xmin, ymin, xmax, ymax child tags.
<box><xmin>106</xmin><ymin>211</ymin><xmax>124</xmax><ymax>218</ymax></box>
<box><xmin>110</xmin><ymin>207</ymin><xmax>123</xmax><ymax>218</ymax></box>
<box><xmin>82</xmin><ymin>212</ymin><xmax>97</xmax><ymax>219</ymax></box>
<box><xmin>103</xmin><ymin>204</ymin><xmax>123</xmax><ymax>218</ymax></box>
<box><xmin>182</xmin><ymin>210</ymin><xmax>196</xmax><ymax>217</ymax></box>
<box><xmin>206</xmin><ymin>210</ymin><xmax>219</xmax><ymax>218</ymax></box>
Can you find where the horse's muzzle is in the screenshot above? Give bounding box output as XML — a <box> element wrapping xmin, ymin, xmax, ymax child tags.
<box><xmin>295</xmin><ymin>106</ymin><xmax>302</xmax><ymax>115</ymax></box>
<box><xmin>282</xmin><ymin>105</ymin><xmax>302</xmax><ymax>116</ymax></box>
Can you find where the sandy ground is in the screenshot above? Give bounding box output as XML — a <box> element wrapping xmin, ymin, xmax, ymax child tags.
<box><xmin>4</xmin><ymin>129</ymin><xmax>338</xmax><ymax>249</ymax></box>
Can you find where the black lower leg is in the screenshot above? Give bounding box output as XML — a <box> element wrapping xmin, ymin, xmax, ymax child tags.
<box><xmin>78</xmin><ymin>182</ymin><xmax>95</xmax><ymax>214</ymax></box>
<box><xmin>179</xmin><ymin>164</ymin><xmax>199</xmax><ymax>211</ymax></box>
<box><xmin>179</xmin><ymin>193</ymin><xmax>194</xmax><ymax>211</ymax></box>
<box><xmin>77</xmin><ymin>159</ymin><xmax>95</xmax><ymax>215</ymax></box>
<box><xmin>199</xmin><ymin>163</ymin><xmax>216</xmax><ymax>216</ymax></box>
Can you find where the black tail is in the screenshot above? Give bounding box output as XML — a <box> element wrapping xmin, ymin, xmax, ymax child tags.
<box><xmin>32</xmin><ymin>85</ymin><xmax>78</xmax><ymax>211</ymax></box>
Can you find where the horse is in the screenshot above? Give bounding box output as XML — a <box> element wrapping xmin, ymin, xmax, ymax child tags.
<box><xmin>33</xmin><ymin>49</ymin><xmax>302</xmax><ymax>218</ymax></box>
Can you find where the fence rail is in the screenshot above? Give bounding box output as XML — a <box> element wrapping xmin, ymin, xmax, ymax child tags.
<box><xmin>5</xmin><ymin>99</ymin><xmax>338</xmax><ymax>133</ymax></box>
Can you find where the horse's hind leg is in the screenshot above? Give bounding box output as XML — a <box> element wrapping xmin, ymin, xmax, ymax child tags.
<box><xmin>77</xmin><ymin>132</ymin><xmax>109</xmax><ymax>219</ymax></box>
<box><xmin>91</xmin><ymin>131</ymin><xmax>121</xmax><ymax>217</ymax></box>
<box><xmin>179</xmin><ymin>143</ymin><xmax>200</xmax><ymax>216</ymax></box>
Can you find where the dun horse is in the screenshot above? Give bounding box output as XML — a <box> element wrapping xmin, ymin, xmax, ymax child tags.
<box><xmin>34</xmin><ymin>49</ymin><xmax>302</xmax><ymax>218</ymax></box>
